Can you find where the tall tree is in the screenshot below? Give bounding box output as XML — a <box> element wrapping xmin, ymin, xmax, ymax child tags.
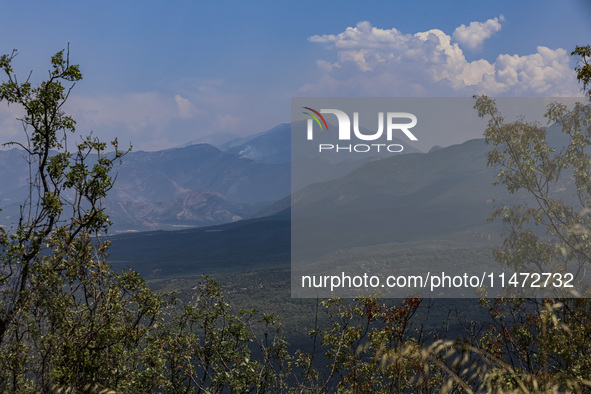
<box><xmin>0</xmin><ymin>48</ymin><xmax>166</xmax><ymax>391</ymax></box>
<box><xmin>468</xmin><ymin>46</ymin><xmax>591</xmax><ymax>390</ymax></box>
<box><xmin>474</xmin><ymin>77</ymin><xmax>591</xmax><ymax>297</ymax></box>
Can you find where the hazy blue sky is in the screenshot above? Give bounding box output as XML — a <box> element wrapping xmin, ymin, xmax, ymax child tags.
<box><xmin>0</xmin><ymin>1</ymin><xmax>590</xmax><ymax>150</ymax></box>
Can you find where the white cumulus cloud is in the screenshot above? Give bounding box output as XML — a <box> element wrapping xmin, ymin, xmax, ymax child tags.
<box><xmin>305</xmin><ymin>20</ymin><xmax>580</xmax><ymax>97</ymax></box>
<box><xmin>452</xmin><ymin>15</ymin><xmax>504</xmax><ymax>50</ymax></box>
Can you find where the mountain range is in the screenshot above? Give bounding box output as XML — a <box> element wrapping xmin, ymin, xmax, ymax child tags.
<box><xmin>1</xmin><ymin>119</ymin><xmax>566</xmax><ymax>237</ymax></box>
<box><xmin>0</xmin><ymin>126</ymin><xmax>293</xmax><ymax>232</ymax></box>
<box><xmin>0</xmin><ymin>121</ymin><xmax>424</xmax><ymax>232</ymax></box>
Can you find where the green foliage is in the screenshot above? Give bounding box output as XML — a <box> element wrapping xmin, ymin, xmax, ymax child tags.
<box><xmin>572</xmin><ymin>45</ymin><xmax>591</xmax><ymax>98</ymax></box>
<box><xmin>470</xmin><ymin>297</ymin><xmax>591</xmax><ymax>392</ymax></box>
<box><xmin>131</xmin><ymin>277</ymin><xmax>291</xmax><ymax>393</ymax></box>
<box><xmin>462</xmin><ymin>43</ymin><xmax>591</xmax><ymax>392</ymax></box>
<box><xmin>0</xmin><ymin>47</ymin><xmax>165</xmax><ymax>392</ymax></box>
<box><xmin>296</xmin><ymin>297</ymin><xmax>446</xmax><ymax>393</ymax></box>
<box><xmin>474</xmin><ymin>94</ymin><xmax>591</xmax><ymax>297</ymax></box>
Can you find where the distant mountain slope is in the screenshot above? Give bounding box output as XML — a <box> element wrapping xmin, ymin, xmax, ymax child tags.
<box><xmin>0</xmin><ymin>148</ymin><xmax>34</xmax><ymax>210</ymax></box>
<box><xmin>224</xmin><ymin>123</ymin><xmax>291</xmax><ymax>164</ymax></box>
<box><xmin>291</xmin><ymin>138</ymin><xmax>521</xmax><ymax>257</ymax></box>
<box><xmin>0</xmin><ymin>143</ymin><xmax>290</xmax><ymax>232</ymax></box>
<box><xmin>109</xmin><ymin>143</ymin><xmax>289</xmax><ymax>204</ymax></box>
<box><xmin>107</xmin><ymin>190</ymin><xmax>268</xmax><ymax>231</ymax></box>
